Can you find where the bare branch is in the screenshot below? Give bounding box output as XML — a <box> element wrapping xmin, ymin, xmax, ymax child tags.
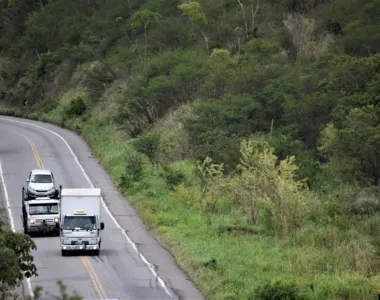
<box><xmin>237</xmin><ymin>0</ymin><xmax>249</xmax><ymax>38</ymax></box>
<box><xmin>251</xmin><ymin>0</ymin><xmax>260</xmax><ymax>33</ymax></box>
<box><xmin>364</xmin><ymin>45</ymin><xmax>372</xmax><ymax>57</ymax></box>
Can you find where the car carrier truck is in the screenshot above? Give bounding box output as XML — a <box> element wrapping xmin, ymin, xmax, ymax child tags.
<box><xmin>60</xmin><ymin>188</ymin><xmax>105</xmax><ymax>256</ymax></box>
<box><xmin>22</xmin><ymin>180</ymin><xmax>62</xmax><ymax>236</ymax></box>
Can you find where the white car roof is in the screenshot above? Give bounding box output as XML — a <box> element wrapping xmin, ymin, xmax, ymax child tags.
<box><xmin>31</xmin><ymin>169</ymin><xmax>53</xmax><ymax>175</ymax></box>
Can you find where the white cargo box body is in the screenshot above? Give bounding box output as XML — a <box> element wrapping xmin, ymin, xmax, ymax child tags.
<box><xmin>60</xmin><ymin>188</ymin><xmax>102</xmax><ymax>222</ymax></box>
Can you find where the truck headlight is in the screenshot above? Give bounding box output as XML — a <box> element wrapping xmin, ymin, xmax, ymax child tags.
<box><xmin>29</xmin><ymin>218</ymin><xmax>35</xmax><ymax>224</ymax></box>
<box><xmin>54</xmin><ymin>218</ymin><xmax>59</xmax><ymax>223</ymax></box>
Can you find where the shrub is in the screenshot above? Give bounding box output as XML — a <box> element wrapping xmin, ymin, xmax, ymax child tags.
<box><xmin>132</xmin><ymin>132</ymin><xmax>161</xmax><ymax>167</ymax></box>
<box><xmin>118</xmin><ymin>151</ymin><xmax>145</xmax><ymax>189</ymax></box>
<box><xmin>163</xmin><ymin>166</ymin><xmax>185</xmax><ymax>190</ymax></box>
<box><xmin>64</xmin><ymin>96</ymin><xmax>86</xmax><ymax>117</ymax></box>
<box><xmin>172</xmin><ymin>183</ymin><xmax>202</xmax><ymax>207</ymax></box>
<box><xmin>253</xmin><ymin>280</ymin><xmax>310</xmax><ymax>300</ymax></box>
<box><xmin>231</xmin><ymin>139</ymin><xmax>310</xmax><ymax>236</ymax></box>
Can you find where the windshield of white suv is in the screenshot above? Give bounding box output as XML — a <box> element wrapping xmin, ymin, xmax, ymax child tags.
<box><xmin>63</xmin><ymin>216</ymin><xmax>97</xmax><ymax>231</ymax></box>
<box><xmin>29</xmin><ymin>204</ymin><xmax>58</xmax><ymax>215</ymax></box>
<box><xmin>31</xmin><ymin>174</ymin><xmax>52</xmax><ymax>183</ymax></box>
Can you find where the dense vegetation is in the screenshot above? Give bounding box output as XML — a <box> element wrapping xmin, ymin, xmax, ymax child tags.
<box><xmin>1</xmin><ymin>0</ymin><xmax>380</xmax><ymax>299</ymax></box>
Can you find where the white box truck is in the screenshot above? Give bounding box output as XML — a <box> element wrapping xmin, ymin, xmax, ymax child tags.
<box><xmin>60</xmin><ymin>188</ymin><xmax>105</xmax><ymax>256</ymax></box>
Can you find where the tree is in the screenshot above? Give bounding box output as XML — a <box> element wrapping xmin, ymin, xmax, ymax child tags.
<box><xmin>178</xmin><ymin>2</ymin><xmax>209</xmax><ymax>54</ymax></box>
<box><xmin>201</xmin><ymin>48</ymin><xmax>234</xmax><ymax>98</ymax></box>
<box><xmin>233</xmin><ymin>27</ymin><xmax>244</xmax><ymax>54</ymax></box>
<box><xmin>131</xmin><ymin>9</ymin><xmax>162</xmax><ymax>63</ymax></box>
<box><xmin>319</xmin><ymin>106</ymin><xmax>380</xmax><ymax>185</ymax></box>
<box><xmin>0</xmin><ymin>219</ymin><xmax>37</xmax><ymax>299</ymax></box>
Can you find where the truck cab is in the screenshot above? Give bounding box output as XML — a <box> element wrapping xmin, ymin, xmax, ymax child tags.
<box><xmin>22</xmin><ymin>197</ymin><xmax>60</xmax><ymax>235</ymax></box>
<box><xmin>60</xmin><ymin>188</ymin><xmax>105</xmax><ymax>256</ymax></box>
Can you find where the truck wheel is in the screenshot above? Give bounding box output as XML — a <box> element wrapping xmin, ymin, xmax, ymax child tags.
<box><xmin>93</xmin><ymin>249</ymin><xmax>99</xmax><ymax>256</ymax></box>
<box><xmin>61</xmin><ymin>250</ymin><xmax>67</xmax><ymax>256</ymax></box>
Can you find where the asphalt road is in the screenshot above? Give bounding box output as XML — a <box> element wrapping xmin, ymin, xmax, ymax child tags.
<box><xmin>0</xmin><ymin>116</ymin><xmax>204</xmax><ymax>300</ymax></box>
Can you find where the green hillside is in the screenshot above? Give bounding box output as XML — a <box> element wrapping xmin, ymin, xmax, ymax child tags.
<box><xmin>1</xmin><ymin>0</ymin><xmax>380</xmax><ymax>298</ymax></box>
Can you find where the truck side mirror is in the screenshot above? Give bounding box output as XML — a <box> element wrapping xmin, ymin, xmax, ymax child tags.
<box><xmin>26</xmin><ymin>179</ymin><xmax>29</xmax><ymax>182</ymax></box>
<box><xmin>100</xmin><ymin>222</ymin><xmax>105</xmax><ymax>230</ymax></box>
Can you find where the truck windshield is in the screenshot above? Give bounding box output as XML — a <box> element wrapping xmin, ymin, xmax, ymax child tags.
<box><xmin>31</xmin><ymin>174</ymin><xmax>52</xmax><ymax>183</ymax></box>
<box><xmin>63</xmin><ymin>216</ymin><xmax>97</xmax><ymax>231</ymax></box>
<box><xmin>29</xmin><ymin>203</ymin><xmax>58</xmax><ymax>215</ymax></box>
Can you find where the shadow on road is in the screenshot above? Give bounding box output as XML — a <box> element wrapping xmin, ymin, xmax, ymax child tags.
<box><xmin>27</xmin><ymin>231</ymin><xmax>60</xmax><ymax>238</ymax></box>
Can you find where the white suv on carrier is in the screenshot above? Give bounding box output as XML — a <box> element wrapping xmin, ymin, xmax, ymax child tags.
<box><xmin>26</xmin><ymin>169</ymin><xmax>58</xmax><ymax>199</ymax></box>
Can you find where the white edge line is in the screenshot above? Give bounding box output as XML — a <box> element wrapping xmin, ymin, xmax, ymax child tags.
<box><xmin>0</xmin><ymin>161</ymin><xmax>34</xmax><ymax>298</ymax></box>
<box><xmin>0</xmin><ymin>117</ymin><xmax>175</xmax><ymax>299</ymax></box>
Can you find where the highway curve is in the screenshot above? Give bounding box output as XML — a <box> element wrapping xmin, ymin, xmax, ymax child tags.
<box><xmin>0</xmin><ymin>116</ymin><xmax>204</xmax><ymax>300</ymax></box>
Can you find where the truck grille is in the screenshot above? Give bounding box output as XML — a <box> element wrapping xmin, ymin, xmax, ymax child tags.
<box><xmin>70</xmin><ymin>241</ymin><xmax>90</xmax><ymax>245</ymax></box>
<box><xmin>65</xmin><ymin>239</ymin><xmax>97</xmax><ymax>245</ymax></box>
<box><xmin>36</xmin><ymin>219</ymin><xmax>54</xmax><ymax>224</ymax></box>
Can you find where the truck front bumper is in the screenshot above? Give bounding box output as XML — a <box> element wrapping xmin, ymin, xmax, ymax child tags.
<box><xmin>27</xmin><ymin>224</ymin><xmax>59</xmax><ymax>233</ymax></box>
<box><xmin>61</xmin><ymin>244</ymin><xmax>99</xmax><ymax>251</ymax></box>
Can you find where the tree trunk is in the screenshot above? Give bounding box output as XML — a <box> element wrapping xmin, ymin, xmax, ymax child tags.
<box><xmin>237</xmin><ymin>0</ymin><xmax>249</xmax><ymax>38</ymax></box>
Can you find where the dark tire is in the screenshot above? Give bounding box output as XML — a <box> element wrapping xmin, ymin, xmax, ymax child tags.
<box><xmin>61</xmin><ymin>250</ymin><xmax>67</xmax><ymax>256</ymax></box>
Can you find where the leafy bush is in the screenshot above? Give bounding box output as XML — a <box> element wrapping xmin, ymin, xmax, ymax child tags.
<box><xmin>253</xmin><ymin>280</ymin><xmax>310</xmax><ymax>300</ymax></box>
<box><xmin>132</xmin><ymin>132</ymin><xmax>161</xmax><ymax>166</ymax></box>
<box><xmin>163</xmin><ymin>166</ymin><xmax>185</xmax><ymax>189</ymax></box>
<box><xmin>82</xmin><ymin>61</ymin><xmax>115</xmax><ymax>103</ymax></box>
<box><xmin>119</xmin><ymin>151</ymin><xmax>145</xmax><ymax>189</ymax></box>
<box><xmin>172</xmin><ymin>183</ymin><xmax>202</xmax><ymax>207</ymax></box>
<box><xmin>231</xmin><ymin>139</ymin><xmax>309</xmax><ymax>236</ymax></box>
<box><xmin>64</xmin><ymin>96</ymin><xmax>86</xmax><ymax>117</ymax></box>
